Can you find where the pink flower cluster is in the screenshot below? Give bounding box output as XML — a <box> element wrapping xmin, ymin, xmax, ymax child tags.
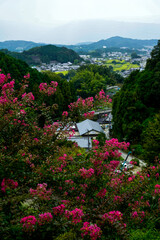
<box><xmin>20</xmin><ymin>109</ymin><xmax>26</xmax><ymax>115</ymax></box>
<box><xmin>39</xmin><ymin>81</ymin><xmax>58</xmax><ymax>96</ymax></box>
<box><xmin>1</xmin><ymin>178</ymin><xmax>18</xmax><ymax>192</ymax></box>
<box><xmin>29</xmin><ymin>183</ymin><xmax>52</xmax><ymax>200</ymax></box>
<box><xmin>128</xmin><ymin>175</ymin><xmax>135</xmax><ymax>182</ymax></box>
<box><xmin>95</xmin><ymin>89</ymin><xmax>112</xmax><ymax>103</ymax></box>
<box><xmin>102</xmin><ymin>211</ymin><xmax>123</xmax><ymax>224</ymax></box>
<box><xmin>106</xmin><ymin>160</ymin><xmax>120</xmax><ymax>171</ymax></box>
<box><xmin>0</xmin><ymin>79</ymin><xmax>15</xmax><ymax>105</ymax></box>
<box><xmin>95</xmin><ymin>89</ymin><xmax>106</xmax><ymax>100</ymax></box>
<box><xmin>113</xmin><ymin>195</ymin><xmax>122</xmax><ymax>202</ymax></box>
<box><xmin>43</xmin><ymin>122</ymin><xmax>60</xmax><ymax>136</ymax></box>
<box><xmin>81</xmin><ymin>222</ymin><xmax>102</xmax><ymax>240</ymax></box>
<box><xmin>38</xmin><ymin>212</ymin><xmax>53</xmax><ymax>225</ymax></box>
<box><xmin>52</xmin><ymin>204</ymin><xmax>66</xmax><ymax>215</ymax></box>
<box><xmin>83</xmin><ymin>111</ymin><xmax>95</xmax><ymax>119</ymax></box>
<box><xmin>154</xmin><ymin>184</ymin><xmax>160</xmax><ymax>195</ymax></box>
<box><xmin>24</xmin><ymin>73</ymin><xmax>30</xmax><ymax>79</ymax></box>
<box><xmin>79</xmin><ymin>168</ymin><xmax>94</xmax><ymax>178</ymax></box>
<box><xmin>65</xmin><ymin>179</ymin><xmax>74</xmax><ymax>185</ymax></box>
<box><xmin>93</xmin><ymin>139</ymin><xmax>99</xmax><ymax>146</ymax></box>
<box><xmin>20</xmin><ymin>216</ymin><xmax>37</xmax><ymax>232</ymax></box>
<box><xmin>131</xmin><ymin>211</ymin><xmax>145</xmax><ymax>222</ymax></box>
<box><xmin>22</xmin><ymin>92</ymin><xmax>35</xmax><ymax>102</ymax></box>
<box><xmin>0</xmin><ymin>73</ymin><xmax>11</xmax><ymax>86</ymax></box>
<box><xmin>65</xmin><ymin>208</ymin><xmax>84</xmax><ymax>224</ymax></box>
<box><xmin>96</xmin><ymin>188</ymin><xmax>107</xmax><ymax>198</ymax></box>
<box><xmin>62</xmin><ymin>111</ymin><xmax>68</xmax><ymax>117</ymax></box>
<box><xmin>2</xmin><ymin>80</ymin><xmax>15</xmax><ymax>92</ymax></box>
<box><xmin>68</xmin><ymin>96</ymin><xmax>94</xmax><ymax>111</ymax></box>
<box><xmin>105</xmin><ymin>138</ymin><xmax>130</xmax><ymax>150</ymax></box>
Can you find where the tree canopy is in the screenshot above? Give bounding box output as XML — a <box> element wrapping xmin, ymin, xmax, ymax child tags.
<box><xmin>112</xmin><ymin>41</ymin><xmax>160</xmax><ymax>161</ymax></box>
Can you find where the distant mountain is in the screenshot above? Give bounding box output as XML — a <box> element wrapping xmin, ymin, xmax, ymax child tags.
<box><xmin>86</xmin><ymin>36</ymin><xmax>158</xmax><ymax>49</ymax></box>
<box><xmin>1</xmin><ymin>45</ymin><xmax>82</xmax><ymax>65</ymax></box>
<box><xmin>75</xmin><ymin>42</ymin><xmax>93</xmax><ymax>46</ymax></box>
<box><xmin>0</xmin><ymin>40</ymin><xmax>46</xmax><ymax>52</ymax></box>
<box><xmin>66</xmin><ymin>36</ymin><xmax>158</xmax><ymax>53</ymax></box>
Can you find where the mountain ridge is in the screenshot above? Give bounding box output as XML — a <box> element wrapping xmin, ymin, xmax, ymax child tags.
<box><xmin>0</xmin><ymin>36</ymin><xmax>158</xmax><ymax>53</ymax></box>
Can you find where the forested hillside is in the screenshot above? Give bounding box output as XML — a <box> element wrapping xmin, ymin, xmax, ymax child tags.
<box><xmin>112</xmin><ymin>40</ymin><xmax>160</xmax><ymax>161</ymax></box>
<box><xmin>0</xmin><ymin>45</ymin><xmax>82</xmax><ymax>65</ymax></box>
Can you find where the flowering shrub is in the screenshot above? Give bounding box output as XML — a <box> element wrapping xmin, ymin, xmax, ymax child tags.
<box><xmin>65</xmin><ymin>208</ymin><xmax>84</xmax><ymax>224</ymax></box>
<box><xmin>154</xmin><ymin>184</ymin><xmax>160</xmax><ymax>195</ymax></box>
<box><xmin>20</xmin><ymin>216</ymin><xmax>37</xmax><ymax>232</ymax></box>
<box><xmin>38</xmin><ymin>212</ymin><xmax>53</xmax><ymax>225</ymax></box>
<box><xmin>81</xmin><ymin>222</ymin><xmax>102</xmax><ymax>240</ymax></box>
<box><xmin>53</xmin><ymin>204</ymin><xmax>66</xmax><ymax>215</ymax></box>
<box><xmin>79</xmin><ymin>168</ymin><xmax>95</xmax><ymax>178</ymax></box>
<box><xmin>39</xmin><ymin>81</ymin><xmax>58</xmax><ymax>96</ymax></box>
<box><xmin>1</xmin><ymin>178</ymin><xmax>18</xmax><ymax>192</ymax></box>
<box><xmin>0</xmin><ymin>71</ymin><xmax>160</xmax><ymax>240</ymax></box>
<box><xmin>29</xmin><ymin>183</ymin><xmax>52</xmax><ymax>200</ymax></box>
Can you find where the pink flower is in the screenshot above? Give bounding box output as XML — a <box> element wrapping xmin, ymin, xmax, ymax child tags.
<box><xmin>20</xmin><ymin>109</ymin><xmax>26</xmax><ymax>115</ymax></box>
<box><xmin>53</xmin><ymin>205</ymin><xmax>66</xmax><ymax>215</ymax></box>
<box><xmin>128</xmin><ymin>177</ymin><xmax>133</xmax><ymax>182</ymax></box>
<box><xmin>29</xmin><ymin>183</ymin><xmax>52</xmax><ymax>200</ymax></box>
<box><xmin>81</xmin><ymin>222</ymin><xmax>102</xmax><ymax>240</ymax></box>
<box><xmin>96</xmin><ymin>188</ymin><xmax>107</xmax><ymax>198</ymax></box>
<box><xmin>38</xmin><ymin>212</ymin><xmax>53</xmax><ymax>225</ymax></box>
<box><xmin>79</xmin><ymin>168</ymin><xmax>94</xmax><ymax>178</ymax></box>
<box><xmin>34</xmin><ymin>138</ymin><xmax>39</xmax><ymax>142</ymax></box>
<box><xmin>65</xmin><ymin>208</ymin><xmax>84</xmax><ymax>224</ymax></box>
<box><xmin>1</xmin><ymin>178</ymin><xmax>18</xmax><ymax>192</ymax></box>
<box><xmin>62</xmin><ymin>111</ymin><xmax>68</xmax><ymax>117</ymax></box>
<box><xmin>20</xmin><ymin>216</ymin><xmax>37</xmax><ymax>232</ymax></box>
<box><xmin>102</xmin><ymin>211</ymin><xmax>123</xmax><ymax>224</ymax></box>
<box><xmin>24</xmin><ymin>73</ymin><xmax>30</xmax><ymax>79</ymax></box>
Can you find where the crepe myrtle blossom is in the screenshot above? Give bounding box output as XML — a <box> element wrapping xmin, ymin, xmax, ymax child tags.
<box><xmin>52</xmin><ymin>204</ymin><xmax>66</xmax><ymax>215</ymax></box>
<box><xmin>20</xmin><ymin>216</ymin><xmax>37</xmax><ymax>232</ymax></box>
<box><xmin>22</xmin><ymin>92</ymin><xmax>35</xmax><ymax>102</ymax></box>
<box><xmin>1</xmin><ymin>178</ymin><xmax>18</xmax><ymax>192</ymax></box>
<box><xmin>81</xmin><ymin>222</ymin><xmax>102</xmax><ymax>240</ymax></box>
<box><xmin>65</xmin><ymin>208</ymin><xmax>84</xmax><ymax>224</ymax></box>
<box><xmin>79</xmin><ymin>168</ymin><xmax>94</xmax><ymax>178</ymax></box>
<box><xmin>29</xmin><ymin>183</ymin><xmax>52</xmax><ymax>200</ymax></box>
<box><xmin>39</xmin><ymin>81</ymin><xmax>58</xmax><ymax>96</ymax></box>
<box><xmin>62</xmin><ymin>111</ymin><xmax>68</xmax><ymax>117</ymax></box>
<box><xmin>38</xmin><ymin>212</ymin><xmax>53</xmax><ymax>225</ymax></box>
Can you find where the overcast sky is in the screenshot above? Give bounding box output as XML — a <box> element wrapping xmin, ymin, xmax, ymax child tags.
<box><xmin>0</xmin><ymin>0</ymin><xmax>160</xmax><ymax>43</ymax></box>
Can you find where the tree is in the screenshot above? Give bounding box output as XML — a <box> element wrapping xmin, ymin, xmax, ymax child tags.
<box><xmin>112</xmin><ymin>40</ymin><xmax>160</xmax><ymax>160</ymax></box>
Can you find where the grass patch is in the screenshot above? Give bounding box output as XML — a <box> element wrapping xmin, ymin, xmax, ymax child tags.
<box><xmin>104</xmin><ymin>59</ymin><xmax>140</xmax><ymax>71</ymax></box>
<box><xmin>55</xmin><ymin>71</ymin><xmax>68</xmax><ymax>75</ymax></box>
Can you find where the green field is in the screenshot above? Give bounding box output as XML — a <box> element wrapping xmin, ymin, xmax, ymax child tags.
<box><xmin>104</xmin><ymin>59</ymin><xmax>140</xmax><ymax>71</ymax></box>
<box><xmin>55</xmin><ymin>70</ymin><xmax>68</xmax><ymax>75</ymax></box>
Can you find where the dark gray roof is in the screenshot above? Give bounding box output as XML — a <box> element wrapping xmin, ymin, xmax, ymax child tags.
<box><xmin>77</xmin><ymin>119</ymin><xmax>104</xmax><ymax>136</ymax></box>
<box><xmin>68</xmin><ymin>136</ymin><xmax>92</xmax><ymax>149</ymax></box>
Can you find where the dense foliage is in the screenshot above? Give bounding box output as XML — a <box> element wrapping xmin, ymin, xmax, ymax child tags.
<box><xmin>70</xmin><ymin>64</ymin><xmax>123</xmax><ymax>98</ymax></box>
<box><xmin>0</xmin><ymin>52</ymin><xmax>76</xmax><ymax>118</ymax></box>
<box><xmin>112</xmin><ymin>40</ymin><xmax>160</xmax><ymax>161</ymax></box>
<box><xmin>0</xmin><ymin>71</ymin><xmax>160</xmax><ymax>240</ymax></box>
<box><xmin>1</xmin><ymin>44</ymin><xmax>82</xmax><ymax>65</ymax></box>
